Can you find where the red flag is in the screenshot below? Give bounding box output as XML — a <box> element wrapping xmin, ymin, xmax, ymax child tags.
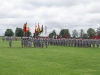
<box><xmin>23</xmin><ymin>23</ymin><xmax>27</xmax><ymax>33</ymax></box>
<box><xmin>95</xmin><ymin>35</ymin><xmax>98</xmax><ymax>39</ymax></box>
<box><xmin>92</xmin><ymin>36</ymin><xmax>95</xmax><ymax>39</ymax></box>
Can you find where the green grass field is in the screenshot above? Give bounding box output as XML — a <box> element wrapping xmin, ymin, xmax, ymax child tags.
<box><xmin>0</xmin><ymin>37</ymin><xmax>100</xmax><ymax>75</ymax></box>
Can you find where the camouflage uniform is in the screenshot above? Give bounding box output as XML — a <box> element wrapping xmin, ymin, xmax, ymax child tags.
<box><xmin>9</xmin><ymin>37</ymin><xmax>12</xmax><ymax>48</ymax></box>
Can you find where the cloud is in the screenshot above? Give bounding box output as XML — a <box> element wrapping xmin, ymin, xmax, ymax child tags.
<box><xmin>0</xmin><ymin>0</ymin><xmax>100</xmax><ymax>36</ymax></box>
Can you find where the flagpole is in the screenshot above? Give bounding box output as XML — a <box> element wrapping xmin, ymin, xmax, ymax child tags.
<box><xmin>35</xmin><ymin>23</ymin><xmax>36</xmax><ymax>38</ymax></box>
<box><xmin>45</xmin><ymin>26</ymin><xmax>47</xmax><ymax>37</ymax></box>
<box><xmin>45</xmin><ymin>26</ymin><xmax>46</xmax><ymax>36</ymax></box>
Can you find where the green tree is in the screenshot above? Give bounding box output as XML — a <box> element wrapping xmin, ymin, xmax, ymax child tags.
<box><xmin>59</xmin><ymin>29</ymin><xmax>70</xmax><ymax>38</ymax></box>
<box><xmin>87</xmin><ymin>28</ymin><xmax>96</xmax><ymax>38</ymax></box>
<box><xmin>79</xmin><ymin>29</ymin><xmax>84</xmax><ymax>38</ymax></box>
<box><xmin>49</xmin><ymin>30</ymin><xmax>56</xmax><ymax>38</ymax></box>
<box><xmin>4</xmin><ymin>29</ymin><xmax>14</xmax><ymax>36</ymax></box>
<box><xmin>15</xmin><ymin>27</ymin><xmax>24</xmax><ymax>37</ymax></box>
<box><xmin>72</xmin><ymin>30</ymin><xmax>78</xmax><ymax>38</ymax></box>
<box><xmin>83</xmin><ymin>33</ymin><xmax>88</xmax><ymax>39</ymax></box>
<box><xmin>97</xmin><ymin>27</ymin><xmax>100</xmax><ymax>38</ymax></box>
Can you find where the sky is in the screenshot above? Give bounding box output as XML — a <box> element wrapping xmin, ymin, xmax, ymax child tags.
<box><xmin>0</xmin><ymin>0</ymin><xmax>100</xmax><ymax>36</ymax></box>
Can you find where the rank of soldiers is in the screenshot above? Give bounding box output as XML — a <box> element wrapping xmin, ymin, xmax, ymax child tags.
<box><xmin>48</xmin><ymin>38</ymin><xmax>100</xmax><ymax>48</ymax></box>
<box><xmin>2</xmin><ymin>36</ymin><xmax>100</xmax><ymax>48</ymax></box>
<box><xmin>21</xmin><ymin>37</ymin><xmax>48</xmax><ymax>48</ymax></box>
<box><xmin>2</xmin><ymin>36</ymin><xmax>48</xmax><ymax>48</ymax></box>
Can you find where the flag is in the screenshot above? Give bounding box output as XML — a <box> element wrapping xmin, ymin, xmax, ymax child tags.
<box><xmin>23</xmin><ymin>22</ymin><xmax>29</xmax><ymax>33</ymax></box>
<box><xmin>95</xmin><ymin>35</ymin><xmax>98</xmax><ymax>39</ymax></box>
<box><xmin>26</xmin><ymin>27</ymin><xmax>30</xmax><ymax>31</ymax></box>
<box><xmin>23</xmin><ymin>23</ymin><xmax>27</xmax><ymax>33</ymax></box>
<box><xmin>34</xmin><ymin>24</ymin><xmax>37</xmax><ymax>34</ymax></box>
<box><xmin>40</xmin><ymin>25</ymin><xmax>43</xmax><ymax>32</ymax></box>
<box><xmin>92</xmin><ymin>36</ymin><xmax>95</xmax><ymax>39</ymax></box>
<box><xmin>37</xmin><ymin>23</ymin><xmax>40</xmax><ymax>33</ymax></box>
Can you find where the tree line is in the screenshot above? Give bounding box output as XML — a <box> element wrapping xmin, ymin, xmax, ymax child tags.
<box><xmin>4</xmin><ymin>27</ymin><xmax>100</xmax><ymax>39</ymax></box>
<box><xmin>4</xmin><ymin>27</ymin><xmax>31</xmax><ymax>37</ymax></box>
<box><xmin>49</xmin><ymin>27</ymin><xmax>100</xmax><ymax>39</ymax></box>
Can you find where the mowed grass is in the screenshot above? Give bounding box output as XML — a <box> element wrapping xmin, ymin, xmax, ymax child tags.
<box><xmin>0</xmin><ymin>37</ymin><xmax>100</xmax><ymax>75</ymax></box>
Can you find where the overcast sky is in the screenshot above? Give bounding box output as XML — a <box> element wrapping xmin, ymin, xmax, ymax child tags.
<box><xmin>0</xmin><ymin>0</ymin><xmax>100</xmax><ymax>36</ymax></box>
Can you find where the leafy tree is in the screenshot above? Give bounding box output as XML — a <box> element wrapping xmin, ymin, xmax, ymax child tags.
<box><xmin>15</xmin><ymin>27</ymin><xmax>24</xmax><ymax>37</ymax></box>
<box><xmin>79</xmin><ymin>29</ymin><xmax>84</xmax><ymax>38</ymax></box>
<box><xmin>83</xmin><ymin>33</ymin><xmax>88</xmax><ymax>39</ymax></box>
<box><xmin>49</xmin><ymin>30</ymin><xmax>56</xmax><ymax>38</ymax></box>
<box><xmin>59</xmin><ymin>29</ymin><xmax>70</xmax><ymax>38</ymax></box>
<box><xmin>4</xmin><ymin>29</ymin><xmax>14</xmax><ymax>36</ymax></box>
<box><xmin>72</xmin><ymin>30</ymin><xmax>78</xmax><ymax>38</ymax></box>
<box><xmin>87</xmin><ymin>28</ymin><xmax>96</xmax><ymax>38</ymax></box>
<box><xmin>97</xmin><ymin>27</ymin><xmax>100</xmax><ymax>38</ymax></box>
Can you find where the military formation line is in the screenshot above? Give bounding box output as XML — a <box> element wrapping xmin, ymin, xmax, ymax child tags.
<box><xmin>48</xmin><ymin>38</ymin><xmax>100</xmax><ymax>48</ymax></box>
<box><xmin>2</xmin><ymin>36</ymin><xmax>100</xmax><ymax>48</ymax></box>
<box><xmin>2</xmin><ymin>36</ymin><xmax>48</xmax><ymax>48</ymax></box>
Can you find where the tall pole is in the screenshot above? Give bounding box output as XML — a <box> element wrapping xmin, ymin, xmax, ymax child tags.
<box><xmin>45</xmin><ymin>26</ymin><xmax>47</xmax><ymax>36</ymax></box>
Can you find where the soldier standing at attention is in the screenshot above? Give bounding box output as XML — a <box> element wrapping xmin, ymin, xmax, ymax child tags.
<box><xmin>9</xmin><ymin>36</ymin><xmax>12</xmax><ymax>48</ymax></box>
<box><xmin>92</xmin><ymin>39</ymin><xmax>95</xmax><ymax>48</ymax></box>
<box><xmin>40</xmin><ymin>38</ymin><xmax>42</xmax><ymax>48</ymax></box>
<box><xmin>99</xmin><ymin>39</ymin><xmax>100</xmax><ymax>45</ymax></box>
<box><xmin>96</xmin><ymin>39</ymin><xmax>99</xmax><ymax>48</ymax></box>
<box><xmin>33</xmin><ymin>38</ymin><xmax>36</xmax><ymax>48</ymax></box>
<box><xmin>45</xmin><ymin>38</ymin><xmax>48</xmax><ymax>48</ymax></box>
<box><xmin>21</xmin><ymin>37</ymin><xmax>24</xmax><ymax>47</ymax></box>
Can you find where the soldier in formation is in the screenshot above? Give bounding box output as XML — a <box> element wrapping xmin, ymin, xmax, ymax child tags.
<box><xmin>45</xmin><ymin>38</ymin><xmax>48</xmax><ymax>48</ymax></box>
<box><xmin>8</xmin><ymin>36</ymin><xmax>12</xmax><ymax>48</ymax></box>
<box><xmin>32</xmin><ymin>38</ymin><xmax>47</xmax><ymax>48</ymax></box>
<box><xmin>48</xmin><ymin>38</ymin><xmax>100</xmax><ymax>48</ymax></box>
<box><xmin>2</xmin><ymin>36</ymin><xmax>5</xmax><ymax>41</ymax></box>
<box><xmin>21</xmin><ymin>36</ymin><xmax>32</xmax><ymax>48</ymax></box>
<box><xmin>2</xmin><ymin>36</ymin><xmax>100</xmax><ymax>48</ymax></box>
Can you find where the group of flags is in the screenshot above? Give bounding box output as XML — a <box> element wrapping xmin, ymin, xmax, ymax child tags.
<box><xmin>23</xmin><ymin>22</ymin><xmax>30</xmax><ymax>33</ymax></box>
<box><xmin>34</xmin><ymin>23</ymin><xmax>43</xmax><ymax>34</ymax></box>
<box><xmin>92</xmin><ymin>35</ymin><xmax>99</xmax><ymax>39</ymax></box>
<box><xmin>23</xmin><ymin>22</ymin><xmax>43</xmax><ymax>34</ymax></box>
